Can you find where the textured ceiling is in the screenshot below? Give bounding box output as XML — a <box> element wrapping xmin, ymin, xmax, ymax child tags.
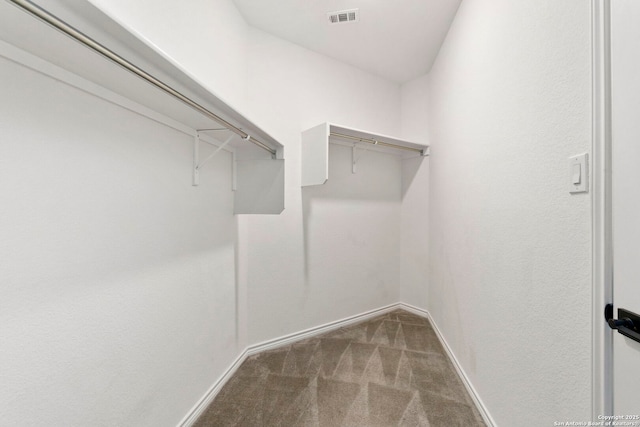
<box><xmin>232</xmin><ymin>0</ymin><xmax>462</xmax><ymax>83</ymax></box>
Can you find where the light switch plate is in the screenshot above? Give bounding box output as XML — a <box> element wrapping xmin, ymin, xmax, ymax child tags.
<box><xmin>569</xmin><ymin>153</ymin><xmax>588</xmax><ymax>193</ymax></box>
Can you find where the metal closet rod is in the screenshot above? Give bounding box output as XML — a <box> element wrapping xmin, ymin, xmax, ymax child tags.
<box><xmin>329</xmin><ymin>132</ymin><xmax>425</xmax><ymax>154</ymax></box>
<box><xmin>7</xmin><ymin>0</ymin><xmax>277</xmax><ymax>156</ymax></box>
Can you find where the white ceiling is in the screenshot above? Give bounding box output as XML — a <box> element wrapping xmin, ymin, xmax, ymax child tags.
<box><xmin>232</xmin><ymin>0</ymin><xmax>462</xmax><ymax>83</ymax></box>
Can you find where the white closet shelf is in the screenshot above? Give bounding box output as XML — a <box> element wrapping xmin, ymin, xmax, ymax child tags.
<box><xmin>301</xmin><ymin>123</ymin><xmax>429</xmax><ymax>187</ymax></box>
<box><xmin>0</xmin><ymin>0</ymin><xmax>284</xmax><ymax>214</ymax></box>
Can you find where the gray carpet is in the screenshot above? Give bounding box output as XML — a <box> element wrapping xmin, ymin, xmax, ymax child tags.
<box><xmin>194</xmin><ymin>309</ymin><xmax>486</xmax><ymax>426</ymax></box>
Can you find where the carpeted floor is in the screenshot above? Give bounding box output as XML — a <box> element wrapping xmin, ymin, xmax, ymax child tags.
<box><xmin>194</xmin><ymin>309</ymin><xmax>486</xmax><ymax>426</ymax></box>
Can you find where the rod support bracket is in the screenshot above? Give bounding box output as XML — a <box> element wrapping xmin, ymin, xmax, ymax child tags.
<box><xmin>193</xmin><ymin>132</ymin><xmax>234</xmax><ymax>186</ymax></box>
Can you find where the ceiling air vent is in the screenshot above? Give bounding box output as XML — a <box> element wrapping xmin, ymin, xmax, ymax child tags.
<box><xmin>327</xmin><ymin>9</ymin><xmax>359</xmax><ymax>25</ymax></box>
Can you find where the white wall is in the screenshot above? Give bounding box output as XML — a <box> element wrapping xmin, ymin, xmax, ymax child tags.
<box><xmin>242</xmin><ymin>28</ymin><xmax>403</xmax><ymax>344</ymax></box>
<box><xmin>4</xmin><ymin>1</ymin><xmax>596</xmax><ymax>425</ymax></box>
<box><xmin>400</xmin><ymin>74</ymin><xmax>430</xmax><ymax>309</ymax></box>
<box><xmin>89</xmin><ymin>0</ymin><xmax>404</xmax><ymax>349</ymax></box>
<box><xmin>88</xmin><ymin>0</ymin><xmax>249</xmax><ymax>112</ymax></box>
<box><xmin>401</xmin><ymin>74</ymin><xmax>430</xmax><ymax>144</ymax></box>
<box><xmin>0</xmin><ymin>56</ymin><xmax>237</xmax><ymax>426</ymax></box>
<box><xmin>7</xmin><ymin>1</ymin><xmax>408</xmax><ymax>425</ymax></box>
<box><xmin>427</xmin><ymin>0</ymin><xmax>592</xmax><ymax>425</ymax></box>
<box><xmin>89</xmin><ymin>0</ymin><xmax>257</xmax><ymax>369</ymax></box>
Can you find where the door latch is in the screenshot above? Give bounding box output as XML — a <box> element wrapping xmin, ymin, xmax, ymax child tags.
<box><xmin>605</xmin><ymin>304</ymin><xmax>640</xmax><ymax>344</ymax></box>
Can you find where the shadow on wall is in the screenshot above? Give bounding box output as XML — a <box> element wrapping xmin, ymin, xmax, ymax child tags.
<box><xmin>401</xmin><ymin>155</ymin><xmax>426</xmax><ymax>200</ymax></box>
<box><xmin>300</xmin><ymin>144</ymin><xmax>403</xmax><ymax>301</ymax></box>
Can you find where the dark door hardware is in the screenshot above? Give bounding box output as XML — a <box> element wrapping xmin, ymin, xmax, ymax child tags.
<box><xmin>605</xmin><ymin>304</ymin><xmax>640</xmax><ymax>344</ymax></box>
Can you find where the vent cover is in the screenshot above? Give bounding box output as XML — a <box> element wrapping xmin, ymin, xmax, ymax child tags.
<box><xmin>327</xmin><ymin>8</ymin><xmax>359</xmax><ymax>25</ymax></box>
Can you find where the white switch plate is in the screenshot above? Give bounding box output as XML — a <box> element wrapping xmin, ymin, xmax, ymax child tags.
<box><xmin>569</xmin><ymin>153</ymin><xmax>588</xmax><ymax>193</ymax></box>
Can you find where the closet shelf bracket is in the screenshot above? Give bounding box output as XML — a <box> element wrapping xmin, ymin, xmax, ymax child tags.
<box><xmin>192</xmin><ymin>131</ymin><xmax>234</xmax><ymax>187</ymax></box>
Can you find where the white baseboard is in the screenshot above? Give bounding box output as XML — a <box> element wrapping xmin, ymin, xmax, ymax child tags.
<box><xmin>399</xmin><ymin>303</ymin><xmax>497</xmax><ymax>427</ymax></box>
<box><xmin>177</xmin><ymin>348</ymin><xmax>249</xmax><ymax>427</ymax></box>
<box><xmin>178</xmin><ymin>302</ymin><xmax>495</xmax><ymax>427</ymax></box>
